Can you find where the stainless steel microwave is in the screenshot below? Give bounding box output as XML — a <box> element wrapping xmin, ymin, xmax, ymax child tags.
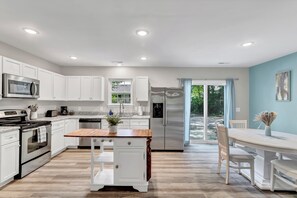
<box><xmin>2</xmin><ymin>73</ymin><xmax>40</xmax><ymax>98</ymax></box>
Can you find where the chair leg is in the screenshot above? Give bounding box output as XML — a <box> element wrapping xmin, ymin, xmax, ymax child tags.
<box><xmin>217</xmin><ymin>156</ymin><xmax>221</xmax><ymax>174</ymax></box>
<box><xmin>250</xmin><ymin>161</ymin><xmax>255</xmax><ymax>186</ymax></box>
<box><xmin>226</xmin><ymin>160</ymin><xmax>230</xmax><ymax>185</ymax></box>
<box><xmin>270</xmin><ymin>164</ymin><xmax>276</xmax><ymax>192</ymax></box>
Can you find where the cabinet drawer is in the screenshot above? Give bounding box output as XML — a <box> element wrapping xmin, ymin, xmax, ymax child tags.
<box><xmin>130</xmin><ymin>125</ymin><xmax>149</xmax><ymax>129</ymax></box>
<box><xmin>52</xmin><ymin>121</ymin><xmax>65</xmax><ymax>131</ymax></box>
<box><xmin>115</xmin><ymin>138</ymin><xmax>146</xmax><ymax>148</ymax></box>
<box><xmin>130</xmin><ymin>119</ymin><xmax>149</xmax><ymax>126</ymax></box>
<box><xmin>1</xmin><ymin>130</ymin><xmax>19</xmax><ymax>146</ymax></box>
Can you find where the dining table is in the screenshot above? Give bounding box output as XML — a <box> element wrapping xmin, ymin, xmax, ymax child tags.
<box><xmin>228</xmin><ymin>128</ymin><xmax>297</xmax><ymax>191</ymax></box>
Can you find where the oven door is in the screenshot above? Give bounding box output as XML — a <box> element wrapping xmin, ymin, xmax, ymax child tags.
<box><xmin>2</xmin><ymin>73</ymin><xmax>40</xmax><ymax>98</ymax></box>
<box><xmin>21</xmin><ymin>125</ymin><xmax>51</xmax><ymax>164</ymax></box>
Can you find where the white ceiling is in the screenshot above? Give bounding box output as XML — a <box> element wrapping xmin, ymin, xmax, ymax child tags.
<box><xmin>0</xmin><ymin>0</ymin><xmax>297</xmax><ymax>67</ymax></box>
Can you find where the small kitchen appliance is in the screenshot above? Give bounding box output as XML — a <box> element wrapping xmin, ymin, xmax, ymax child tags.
<box><xmin>60</xmin><ymin>106</ymin><xmax>68</xmax><ymax>115</ymax></box>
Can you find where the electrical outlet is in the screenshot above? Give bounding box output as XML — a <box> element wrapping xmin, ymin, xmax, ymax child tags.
<box><xmin>236</xmin><ymin>107</ymin><xmax>240</xmax><ymax>112</ymax></box>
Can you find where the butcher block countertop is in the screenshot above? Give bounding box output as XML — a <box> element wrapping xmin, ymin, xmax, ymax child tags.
<box><xmin>64</xmin><ymin>128</ymin><xmax>152</xmax><ymax>138</ymax></box>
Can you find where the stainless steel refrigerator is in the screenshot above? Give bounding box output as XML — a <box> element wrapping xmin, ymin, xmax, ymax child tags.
<box><xmin>150</xmin><ymin>87</ymin><xmax>184</xmax><ymax>151</ymax></box>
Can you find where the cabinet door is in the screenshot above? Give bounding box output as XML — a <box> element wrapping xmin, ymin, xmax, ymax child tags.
<box><xmin>92</xmin><ymin>76</ymin><xmax>104</xmax><ymax>101</ymax></box>
<box><xmin>2</xmin><ymin>57</ymin><xmax>22</xmax><ymax>76</ymax></box>
<box><xmin>51</xmin><ymin>128</ymin><xmax>65</xmax><ymax>157</ymax></box>
<box><xmin>53</xmin><ymin>73</ymin><xmax>66</xmax><ymax>100</ymax></box>
<box><xmin>114</xmin><ymin>148</ymin><xmax>145</xmax><ymax>184</ymax></box>
<box><xmin>135</xmin><ymin>76</ymin><xmax>149</xmax><ymax>102</ymax></box>
<box><xmin>67</xmin><ymin>76</ymin><xmax>81</xmax><ymax>100</ymax></box>
<box><xmin>38</xmin><ymin>68</ymin><xmax>53</xmax><ymax>100</ymax></box>
<box><xmin>64</xmin><ymin>119</ymin><xmax>79</xmax><ymax>147</ymax></box>
<box><xmin>0</xmin><ymin>56</ymin><xmax>2</xmax><ymax>99</ymax></box>
<box><xmin>22</xmin><ymin>64</ymin><xmax>38</xmax><ymax>79</ymax></box>
<box><xmin>81</xmin><ymin>76</ymin><xmax>92</xmax><ymax>100</ymax></box>
<box><xmin>0</xmin><ymin>142</ymin><xmax>19</xmax><ymax>182</ymax></box>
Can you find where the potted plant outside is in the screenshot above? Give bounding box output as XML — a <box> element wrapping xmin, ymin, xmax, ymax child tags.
<box><xmin>106</xmin><ymin>114</ymin><xmax>123</xmax><ymax>133</ymax></box>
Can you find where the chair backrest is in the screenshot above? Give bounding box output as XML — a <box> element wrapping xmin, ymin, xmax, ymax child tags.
<box><xmin>216</xmin><ymin>124</ymin><xmax>230</xmax><ymax>161</ymax></box>
<box><xmin>229</xmin><ymin>120</ymin><xmax>247</xmax><ymax>129</ymax></box>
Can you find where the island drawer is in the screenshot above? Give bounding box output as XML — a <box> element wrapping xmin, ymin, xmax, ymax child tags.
<box><xmin>114</xmin><ymin>138</ymin><xmax>146</xmax><ymax>147</ymax></box>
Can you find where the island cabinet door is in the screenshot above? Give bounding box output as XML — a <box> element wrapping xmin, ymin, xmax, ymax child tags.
<box><xmin>114</xmin><ymin>148</ymin><xmax>146</xmax><ymax>184</ymax></box>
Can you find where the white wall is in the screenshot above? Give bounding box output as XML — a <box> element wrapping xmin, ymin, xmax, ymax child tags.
<box><xmin>0</xmin><ymin>41</ymin><xmax>61</xmax><ymax>73</ymax></box>
<box><xmin>61</xmin><ymin>66</ymin><xmax>249</xmax><ymax>119</ymax></box>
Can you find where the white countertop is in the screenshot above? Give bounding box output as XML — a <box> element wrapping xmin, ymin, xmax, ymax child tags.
<box><xmin>0</xmin><ymin>126</ymin><xmax>20</xmax><ymax>133</ymax></box>
<box><xmin>36</xmin><ymin>115</ymin><xmax>150</xmax><ymax>122</ymax></box>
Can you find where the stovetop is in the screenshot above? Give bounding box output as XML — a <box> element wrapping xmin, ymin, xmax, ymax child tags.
<box><xmin>0</xmin><ymin>120</ymin><xmax>51</xmax><ymax>130</ymax></box>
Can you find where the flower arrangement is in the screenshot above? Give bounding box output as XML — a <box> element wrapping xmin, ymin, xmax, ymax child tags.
<box><xmin>28</xmin><ymin>104</ymin><xmax>38</xmax><ymax>112</ymax></box>
<box><xmin>254</xmin><ymin>111</ymin><xmax>277</xmax><ymax>126</ymax></box>
<box><xmin>105</xmin><ymin>114</ymin><xmax>123</xmax><ymax>126</ymax></box>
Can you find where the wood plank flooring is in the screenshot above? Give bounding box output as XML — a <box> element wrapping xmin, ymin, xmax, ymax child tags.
<box><xmin>0</xmin><ymin>144</ymin><xmax>296</xmax><ymax>198</ymax></box>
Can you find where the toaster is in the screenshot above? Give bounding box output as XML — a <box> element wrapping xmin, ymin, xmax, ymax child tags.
<box><xmin>45</xmin><ymin>110</ymin><xmax>58</xmax><ymax>117</ymax></box>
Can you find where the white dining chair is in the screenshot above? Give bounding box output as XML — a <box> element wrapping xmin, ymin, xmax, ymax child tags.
<box><xmin>216</xmin><ymin>124</ymin><xmax>255</xmax><ymax>185</ymax></box>
<box><xmin>229</xmin><ymin>120</ymin><xmax>247</xmax><ymax>129</ymax></box>
<box><xmin>270</xmin><ymin>159</ymin><xmax>297</xmax><ymax>192</ymax></box>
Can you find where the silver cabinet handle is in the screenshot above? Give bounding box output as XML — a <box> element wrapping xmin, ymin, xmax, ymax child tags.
<box><xmin>101</xmin><ymin>139</ymin><xmax>104</xmax><ymax>142</ymax></box>
<box><xmin>109</xmin><ymin>139</ymin><xmax>112</xmax><ymax>142</ymax></box>
<box><xmin>115</xmin><ymin>165</ymin><xmax>119</xmax><ymax>169</ymax></box>
<box><xmin>127</xmin><ymin>142</ymin><xmax>131</xmax><ymax>145</ymax></box>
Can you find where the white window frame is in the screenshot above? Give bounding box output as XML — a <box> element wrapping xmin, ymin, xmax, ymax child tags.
<box><xmin>108</xmin><ymin>78</ymin><xmax>134</xmax><ymax>106</ymax></box>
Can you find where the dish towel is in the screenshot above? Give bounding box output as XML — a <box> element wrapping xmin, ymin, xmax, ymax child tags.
<box><xmin>37</xmin><ymin>126</ymin><xmax>47</xmax><ymax>143</ymax></box>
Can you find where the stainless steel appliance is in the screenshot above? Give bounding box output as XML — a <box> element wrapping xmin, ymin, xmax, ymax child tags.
<box><xmin>45</xmin><ymin>110</ymin><xmax>58</xmax><ymax>117</ymax></box>
<box><xmin>2</xmin><ymin>73</ymin><xmax>40</xmax><ymax>99</ymax></box>
<box><xmin>0</xmin><ymin>109</ymin><xmax>51</xmax><ymax>178</ymax></box>
<box><xmin>79</xmin><ymin>118</ymin><xmax>101</xmax><ymax>147</ymax></box>
<box><xmin>150</xmin><ymin>87</ymin><xmax>184</xmax><ymax>151</ymax></box>
<box><xmin>60</xmin><ymin>106</ymin><xmax>68</xmax><ymax>115</ymax></box>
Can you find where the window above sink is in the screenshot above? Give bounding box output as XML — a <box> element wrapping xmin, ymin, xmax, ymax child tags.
<box><xmin>108</xmin><ymin>78</ymin><xmax>133</xmax><ymax>105</ymax></box>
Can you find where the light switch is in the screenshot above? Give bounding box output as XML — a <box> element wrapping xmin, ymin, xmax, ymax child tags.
<box><xmin>236</xmin><ymin>107</ymin><xmax>240</xmax><ymax>112</ymax></box>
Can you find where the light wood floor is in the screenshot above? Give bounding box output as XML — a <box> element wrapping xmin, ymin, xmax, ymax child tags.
<box><xmin>0</xmin><ymin>144</ymin><xmax>296</xmax><ymax>198</ymax></box>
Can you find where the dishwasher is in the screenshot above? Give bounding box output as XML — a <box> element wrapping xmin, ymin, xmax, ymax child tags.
<box><xmin>79</xmin><ymin>118</ymin><xmax>101</xmax><ymax>148</ymax></box>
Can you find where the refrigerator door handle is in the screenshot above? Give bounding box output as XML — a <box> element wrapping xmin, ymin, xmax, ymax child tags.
<box><xmin>163</xmin><ymin>94</ymin><xmax>167</xmax><ymax>126</ymax></box>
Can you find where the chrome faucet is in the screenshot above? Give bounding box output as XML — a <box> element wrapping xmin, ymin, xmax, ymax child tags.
<box><xmin>119</xmin><ymin>100</ymin><xmax>124</xmax><ymax>116</ymax></box>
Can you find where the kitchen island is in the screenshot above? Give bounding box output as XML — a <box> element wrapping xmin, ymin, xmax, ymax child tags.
<box><xmin>64</xmin><ymin>129</ymin><xmax>152</xmax><ymax>192</ymax></box>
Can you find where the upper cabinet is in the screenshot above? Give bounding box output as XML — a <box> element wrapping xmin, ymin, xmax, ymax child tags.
<box><xmin>92</xmin><ymin>76</ymin><xmax>105</xmax><ymax>101</ymax></box>
<box><xmin>67</xmin><ymin>76</ymin><xmax>105</xmax><ymax>101</ymax></box>
<box><xmin>135</xmin><ymin>76</ymin><xmax>149</xmax><ymax>102</ymax></box>
<box><xmin>38</xmin><ymin>68</ymin><xmax>53</xmax><ymax>100</ymax></box>
<box><xmin>53</xmin><ymin>73</ymin><xmax>66</xmax><ymax>100</ymax></box>
<box><xmin>2</xmin><ymin>57</ymin><xmax>38</xmax><ymax>79</ymax></box>
<box><xmin>67</xmin><ymin>76</ymin><xmax>81</xmax><ymax>100</ymax></box>
<box><xmin>22</xmin><ymin>64</ymin><xmax>38</xmax><ymax>79</ymax></box>
<box><xmin>2</xmin><ymin>57</ymin><xmax>22</xmax><ymax>76</ymax></box>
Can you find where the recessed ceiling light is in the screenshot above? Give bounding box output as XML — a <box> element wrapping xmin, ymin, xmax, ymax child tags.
<box><xmin>136</xmin><ymin>30</ymin><xmax>149</xmax><ymax>37</ymax></box>
<box><xmin>241</xmin><ymin>42</ymin><xmax>254</xmax><ymax>47</ymax></box>
<box><xmin>23</xmin><ymin>28</ymin><xmax>39</xmax><ymax>35</ymax></box>
<box><xmin>70</xmin><ymin>56</ymin><xmax>78</xmax><ymax>60</ymax></box>
<box><xmin>140</xmin><ymin>56</ymin><xmax>147</xmax><ymax>61</ymax></box>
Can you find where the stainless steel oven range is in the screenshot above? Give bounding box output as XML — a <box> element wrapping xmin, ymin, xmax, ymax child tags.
<box><xmin>0</xmin><ymin>109</ymin><xmax>51</xmax><ymax>178</ymax></box>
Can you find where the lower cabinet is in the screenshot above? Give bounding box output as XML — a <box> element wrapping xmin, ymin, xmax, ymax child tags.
<box><xmin>51</xmin><ymin>121</ymin><xmax>65</xmax><ymax>157</ymax></box>
<box><xmin>64</xmin><ymin>119</ymin><xmax>79</xmax><ymax>147</ymax></box>
<box><xmin>0</xmin><ymin>130</ymin><xmax>20</xmax><ymax>187</ymax></box>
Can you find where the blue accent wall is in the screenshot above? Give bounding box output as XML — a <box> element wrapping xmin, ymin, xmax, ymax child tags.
<box><xmin>249</xmin><ymin>52</ymin><xmax>296</xmax><ymax>134</ymax></box>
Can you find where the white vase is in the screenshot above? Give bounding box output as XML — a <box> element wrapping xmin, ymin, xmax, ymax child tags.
<box><xmin>265</xmin><ymin>125</ymin><xmax>271</xmax><ymax>136</ymax></box>
<box><xmin>30</xmin><ymin>111</ymin><xmax>38</xmax><ymax>120</ymax></box>
<box><xmin>109</xmin><ymin>125</ymin><xmax>117</xmax><ymax>133</ymax></box>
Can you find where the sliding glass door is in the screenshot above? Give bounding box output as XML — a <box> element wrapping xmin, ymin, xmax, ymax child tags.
<box><xmin>190</xmin><ymin>81</ymin><xmax>225</xmax><ymax>143</ymax></box>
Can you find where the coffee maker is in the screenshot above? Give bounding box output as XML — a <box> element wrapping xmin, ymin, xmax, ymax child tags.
<box><xmin>60</xmin><ymin>106</ymin><xmax>68</xmax><ymax>115</ymax></box>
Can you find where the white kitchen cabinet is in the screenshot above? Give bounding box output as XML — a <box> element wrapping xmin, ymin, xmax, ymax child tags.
<box><xmin>2</xmin><ymin>57</ymin><xmax>22</xmax><ymax>76</ymax></box>
<box><xmin>92</xmin><ymin>76</ymin><xmax>105</xmax><ymax>101</ymax></box>
<box><xmin>81</xmin><ymin>76</ymin><xmax>105</xmax><ymax>101</ymax></box>
<box><xmin>67</xmin><ymin>76</ymin><xmax>81</xmax><ymax>100</ymax></box>
<box><xmin>64</xmin><ymin>119</ymin><xmax>79</xmax><ymax>148</ymax></box>
<box><xmin>101</xmin><ymin>118</ymin><xmax>149</xmax><ymax>130</ymax></box>
<box><xmin>51</xmin><ymin>121</ymin><xmax>66</xmax><ymax>157</ymax></box>
<box><xmin>38</xmin><ymin>68</ymin><xmax>54</xmax><ymax>100</ymax></box>
<box><xmin>22</xmin><ymin>64</ymin><xmax>38</xmax><ymax>79</ymax></box>
<box><xmin>81</xmin><ymin>76</ymin><xmax>92</xmax><ymax>100</ymax></box>
<box><xmin>0</xmin><ymin>130</ymin><xmax>20</xmax><ymax>187</ymax></box>
<box><xmin>135</xmin><ymin>76</ymin><xmax>149</xmax><ymax>102</ymax></box>
<box><xmin>91</xmin><ymin>137</ymin><xmax>148</xmax><ymax>192</ymax></box>
<box><xmin>0</xmin><ymin>56</ymin><xmax>2</xmax><ymax>99</ymax></box>
<box><xmin>53</xmin><ymin>73</ymin><xmax>66</xmax><ymax>100</ymax></box>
